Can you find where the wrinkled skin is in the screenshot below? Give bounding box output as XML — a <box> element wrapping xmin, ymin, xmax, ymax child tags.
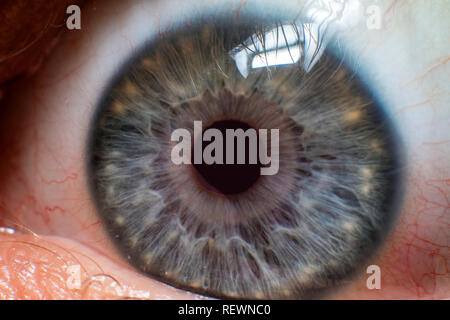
<box><xmin>0</xmin><ymin>0</ymin><xmax>448</xmax><ymax>299</ymax></box>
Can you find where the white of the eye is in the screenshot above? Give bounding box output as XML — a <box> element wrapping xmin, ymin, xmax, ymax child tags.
<box><xmin>333</xmin><ymin>0</ymin><xmax>447</xmax><ymax>158</ymax></box>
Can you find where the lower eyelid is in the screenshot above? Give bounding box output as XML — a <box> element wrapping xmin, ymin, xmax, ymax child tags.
<box><xmin>0</xmin><ymin>232</ymin><xmax>199</xmax><ymax>299</ymax></box>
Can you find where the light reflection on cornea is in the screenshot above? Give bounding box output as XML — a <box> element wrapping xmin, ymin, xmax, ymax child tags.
<box><xmin>229</xmin><ymin>1</ymin><xmax>363</xmax><ymax>78</ymax></box>
<box><xmin>0</xmin><ymin>227</ymin><xmax>15</xmax><ymax>235</ymax></box>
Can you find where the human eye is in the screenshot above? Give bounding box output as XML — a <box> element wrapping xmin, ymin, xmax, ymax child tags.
<box><xmin>0</xmin><ymin>0</ymin><xmax>448</xmax><ymax>300</ymax></box>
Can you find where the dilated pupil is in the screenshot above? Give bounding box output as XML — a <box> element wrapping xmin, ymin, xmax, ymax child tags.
<box><xmin>192</xmin><ymin>120</ymin><xmax>263</xmax><ymax>195</ymax></box>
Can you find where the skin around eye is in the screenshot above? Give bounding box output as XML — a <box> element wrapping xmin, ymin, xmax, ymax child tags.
<box><xmin>0</xmin><ymin>0</ymin><xmax>448</xmax><ymax>299</ymax></box>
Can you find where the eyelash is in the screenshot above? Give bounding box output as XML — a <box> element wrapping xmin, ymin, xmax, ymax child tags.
<box><xmin>86</xmin><ymin>14</ymin><xmax>403</xmax><ymax>299</ymax></box>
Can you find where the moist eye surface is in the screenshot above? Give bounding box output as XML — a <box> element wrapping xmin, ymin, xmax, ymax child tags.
<box><xmin>88</xmin><ymin>18</ymin><xmax>403</xmax><ymax>299</ymax></box>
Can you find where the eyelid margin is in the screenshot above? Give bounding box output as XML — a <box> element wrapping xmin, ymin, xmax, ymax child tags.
<box><xmin>0</xmin><ymin>232</ymin><xmax>204</xmax><ymax>299</ymax></box>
